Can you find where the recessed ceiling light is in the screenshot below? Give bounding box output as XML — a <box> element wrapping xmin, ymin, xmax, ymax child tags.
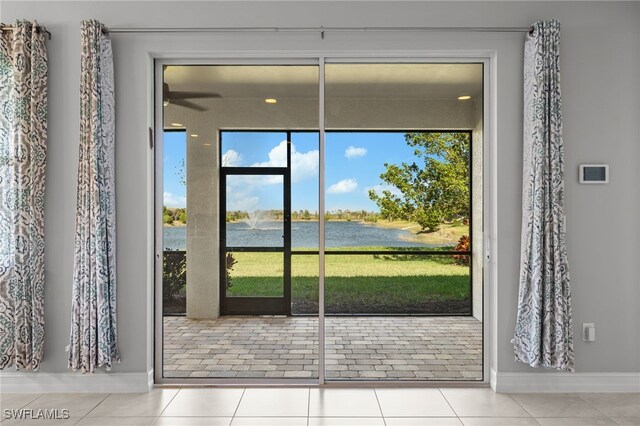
<box><xmin>458</xmin><ymin>95</ymin><xmax>471</xmax><ymax>100</ymax></box>
<box><xmin>190</xmin><ymin>134</ymin><xmax>198</xmax><ymax>138</ymax></box>
<box><xmin>163</xmin><ymin>101</ymin><xmax>169</xmax><ymax>107</ymax></box>
<box><xmin>203</xmin><ymin>143</ymin><xmax>212</xmax><ymax>146</ymax></box>
<box><xmin>265</xmin><ymin>98</ymin><xmax>277</xmax><ymax>104</ymax></box>
<box><xmin>171</xmin><ymin>122</ymin><xmax>183</xmax><ymax>127</ymax></box>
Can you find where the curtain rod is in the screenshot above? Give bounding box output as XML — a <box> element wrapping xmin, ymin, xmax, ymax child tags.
<box><xmin>1</xmin><ymin>25</ymin><xmax>52</xmax><ymax>40</ymax></box>
<box><xmin>103</xmin><ymin>25</ymin><xmax>534</xmax><ymax>38</ymax></box>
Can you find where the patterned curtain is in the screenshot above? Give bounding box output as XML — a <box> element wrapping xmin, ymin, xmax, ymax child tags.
<box><xmin>0</xmin><ymin>20</ymin><xmax>48</xmax><ymax>371</ymax></box>
<box><xmin>514</xmin><ymin>20</ymin><xmax>574</xmax><ymax>372</ymax></box>
<box><xmin>68</xmin><ymin>20</ymin><xmax>119</xmax><ymax>373</ymax></box>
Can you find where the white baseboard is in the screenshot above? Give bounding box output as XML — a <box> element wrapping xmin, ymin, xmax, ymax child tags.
<box><xmin>491</xmin><ymin>369</ymin><xmax>640</xmax><ymax>393</ymax></box>
<box><xmin>0</xmin><ymin>370</ymin><xmax>154</xmax><ymax>393</ymax></box>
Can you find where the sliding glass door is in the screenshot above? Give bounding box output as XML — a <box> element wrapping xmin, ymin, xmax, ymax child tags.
<box><xmin>160</xmin><ymin>65</ymin><xmax>319</xmax><ymax>380</ymax></box>
<box><xmin>157</xmin><ymin>59</ymin><xmax>483</xmax><ymax>384</ymax></box>
<box><xmin>323</xmin><ymin>63</ymin><xmax>482</xmax><ymax>381</ymax></box>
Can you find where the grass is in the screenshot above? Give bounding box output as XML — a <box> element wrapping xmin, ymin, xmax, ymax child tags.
<box><xmin>227</xmin><ymin>249</ymin><xmax>471</xmax><ymax>314</ymax></box>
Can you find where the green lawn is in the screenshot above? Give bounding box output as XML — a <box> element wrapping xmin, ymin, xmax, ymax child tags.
<box><xmin>227</xmin><ymin>249</ymin><xmax>471</xmax><ymax>314</ymax></box>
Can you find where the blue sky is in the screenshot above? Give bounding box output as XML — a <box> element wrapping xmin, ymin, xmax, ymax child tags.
<box><xmin>163</xmin><ymin>131</ymin><xmax>417</xmax><ymax>212</ymax></box>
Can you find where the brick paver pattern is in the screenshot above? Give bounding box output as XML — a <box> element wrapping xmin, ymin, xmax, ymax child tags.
<box><xmin>163</xmin><ymin>316</ymin><xmax>482</xmax><ymax>380</ymax></box>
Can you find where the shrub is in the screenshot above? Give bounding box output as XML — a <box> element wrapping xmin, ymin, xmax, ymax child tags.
<box><xmin>163</xmin><ymin>214</ymin><xmax>173</xmax><ymax>224</ymax></box>
<box><xmin>179</xmin><ymin>211</ymin><xmax>187</xmax><ymax>223</ymax></box>
<box><xmin>226</xmin><ymin>252</ymin><xmax>237</xmax><ymax>290</ymax></box>
<box><xmin>163</xmin><ymin>250</ymin><xmax>186</xmax><ymax>305</ymax></box>
<box><xmin>453</xmin><ymin>235</ymin><xmax>470</xmax><ymax>266</ymax></box>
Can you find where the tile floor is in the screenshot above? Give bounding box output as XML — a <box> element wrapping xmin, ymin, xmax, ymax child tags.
<box><xmin>163</xmin><ymin>316</ymin><xmax>482</xmax><ymax>380</ymax></box>
<box><xmin>1</xmin><ymin>388</ymin><xmax>638</xmax><ymax>425</ymax></box>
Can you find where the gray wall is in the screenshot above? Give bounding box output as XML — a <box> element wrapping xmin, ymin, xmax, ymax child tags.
<box><xmin>3</xmin><ymin>1</ymin><xmax>639</xmax><ymax>377</ymax></box>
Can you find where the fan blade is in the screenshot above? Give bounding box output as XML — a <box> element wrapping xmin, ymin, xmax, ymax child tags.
<box><xmin>171</xmin><ymin>99</ymin><xmax>208</xmax><ymax>112</ymax></box>
<box><xmin>170</xmin><ymin>91</ymin><xmax>222</xmax><ymax>100</ymax></box>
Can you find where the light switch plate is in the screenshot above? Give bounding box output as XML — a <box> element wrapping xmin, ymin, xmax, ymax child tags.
<box><xmin>583</xmin><ymin>323</ymin><xmax>596</xmax><ymax>342</ymax></box>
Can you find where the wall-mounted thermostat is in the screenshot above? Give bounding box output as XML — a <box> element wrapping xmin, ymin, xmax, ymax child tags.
<box><xmin>579</xmin><ymin>164</ymin><xmax>609</xmax><ymax>184</ymax></box>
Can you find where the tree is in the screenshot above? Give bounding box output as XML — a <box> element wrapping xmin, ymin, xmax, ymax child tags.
<box><xmin>368</xmin><ymin>132</ymin><xmax>470</xmax><ymax>232</ymax></box>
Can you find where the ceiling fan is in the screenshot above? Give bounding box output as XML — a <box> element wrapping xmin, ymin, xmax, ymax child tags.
<box><xmin>163</xmin><ymin>82</ymin><xmax>222</xmax><ymax>112</ymax></box>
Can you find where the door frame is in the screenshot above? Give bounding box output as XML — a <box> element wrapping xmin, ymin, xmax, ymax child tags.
<box><xmin>219</xmin><ymin>132</ymin><xmax>292</xmax><ymax>316</ymax></box>
<box><xmin>153</xmin><ymin>53</ymin><xmax>495</xmax><ymax>387</ymax></box>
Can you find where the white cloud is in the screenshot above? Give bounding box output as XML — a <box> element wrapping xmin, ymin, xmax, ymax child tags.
<box><xmin>163</xmin><ymin>192</ymin><xmax>186</xmax><ymax>208</ymax></box>
<box><xmin>222</xmin><ymin>149</ymin><xmax>243</xmax><ymax>167</ymax></box>
<box><xmin>226</xmin><ymin>190</ymin><xmax>259</xmax><ymax>212</ymax></box>
<box><xmin>328</xmin><ymin>178</ymin><xmax>358</xmax><ymax>194</ymax></box>
<box><xmin>345</xmin><ymin>146</ymin><xmax>367</xmax><ymax>159</ymax></box>
<box><xmin>251</xmin><ymin>140</ymin><xmax>318</xmax><ymax>183</ymax></box>
<box><xmin>365</xmin><ymin>184</ymin><xmax>402</xmax><ymax>197</ymax></box>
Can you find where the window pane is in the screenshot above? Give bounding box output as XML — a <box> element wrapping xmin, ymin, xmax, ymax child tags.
<box><xmin>162</xmin><ymin>130</ymin><xmax>187</xmax><ymax>316</ymax></box>
<box><xmin>325</xmin><ymin>254</ymin><xmax>470</xmax><ymax>315</ymax></box>
<box><xmin>221</xmin><ymin>132</ymin><xmax>288</xmax><ymax>167</ymax></box>
<box><xmin>323</xmin><ymin>63</ymin><xmax>482</xmax><ymax>382</ymax></box>
<box><xmin>226</xmin><ymin>251</ymin><xmax>284</xmax><ymax>298</ymax></box>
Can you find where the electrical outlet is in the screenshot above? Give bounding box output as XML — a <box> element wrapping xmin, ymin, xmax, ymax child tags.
<box><xmin>583</xmin><ymin>323</ymin><xmax>596</xmax><ymax>342</ymax></box>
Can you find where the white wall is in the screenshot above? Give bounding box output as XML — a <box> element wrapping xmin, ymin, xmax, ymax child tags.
<box><xmin>2</xmin><ymin>1</ymin><xmax>639</xmax><ymax>389</ymax></box>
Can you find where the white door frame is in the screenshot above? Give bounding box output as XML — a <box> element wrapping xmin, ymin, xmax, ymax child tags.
<box><xmin>152</xmin><ymin>51</ymin><xmax>497</xmax><ymax>387</ymax></box>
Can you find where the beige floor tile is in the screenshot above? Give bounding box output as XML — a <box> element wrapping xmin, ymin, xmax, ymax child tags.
<box><xmin>22</xmin><ymin>393</ymin><xmax>108</xmax><ymax>418</ymax></box>
<box><xmin>87</xmin><ymin>389</ymin><xmax>179</xmax><ymax>417</ymax></box>
<box><xmin>385</xmin><ymin>418</ymin><xmax>463</xmax><ymax>425</ymax></box>
<box><xmin>231</xmin><ymin>418</ymin><xmax>307</xmax><ymax>426</ymax></box>
<box><xmin>77</xmin><ymin>417</ymin><xmax>157</xmax><ymax>425</ymax></box>
<box><xmin>535</xmin><ymin>418</ymin><xmax>617</xmax><ymax>425</ymax></box>
<box><xmin>308</xmin><ymin>418</ymin><xmax>386</xmax><ymax>426</ymax></box>
<box><xmin>512</xmin><ymin>393</ymin><xmax>606</xmax><ymax>418</ymax></box>
<box><xmin>154</xmin><ymin>417</ymin><xmax>232</xmax><ymax>425</ymax></box>
<box><xmin>235</xmin><ymin>388</ymin><xmax>309</xmax><ymax>417</ymax></box>
<box><xmin>611</xmin><ymin>418</ymin><xmax>640</xmax><ymax>425</ymax></box>
<box><xmin>309</xmin><ymin>389</ymin><xmax>382</xmax><ymax>417</ymax></box>
<box><xmin>460</xmin><ymin>418</ymin><xmax>539</xmax><ymax>425</ymax></box>
<box><xmin>2</xmin><ymin>418</ymin><xmax>76</xmax><ymax>426</ymax></box>
<box><xmin>0</xmin><ymin>394</ymin><xmax>42</xmax><ymax>410</ymax></box>
<box><xmin>579</xmin><ymin>394</ymin><xmax>640</xmax><ymax>418</ymax></box>
<box><xmin>440</xmin><ymin>388</ymin><xmax>529</xmax><ymax>418</ymax></box>
<box><xmin>161</xmin><ymin>388</ymin><xmax>244</xmax><ymax>417</ymax></box>
<box><xmin>375</xmin><ymin>388</ymin><xmax>455</xmax><ymax>417</ymax></box>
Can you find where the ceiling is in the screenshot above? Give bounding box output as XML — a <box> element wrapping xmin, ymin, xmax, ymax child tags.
<box><xmin>163</xmin><ymin>63</ymin><xmax>483</xmax><ymax>101</ymax></box>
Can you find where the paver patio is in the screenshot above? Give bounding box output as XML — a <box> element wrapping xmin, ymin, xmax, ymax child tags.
<box><xmin>163</xmin><ymin>315</ymin><xmax>482</xmax><ymax>380</ymax></box>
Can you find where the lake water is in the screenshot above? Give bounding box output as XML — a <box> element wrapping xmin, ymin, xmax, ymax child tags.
<box><xmin>163</xmin><ymin>221</ymin><xmax>439</xmax><ymax>250</ymax></box>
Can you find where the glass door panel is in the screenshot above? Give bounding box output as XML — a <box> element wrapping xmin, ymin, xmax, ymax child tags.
<box><xmin>221</xmin><ymin>170</ymin><xmax>290</xmax><ymax>315</ymax></box>
<box><xmin>323</xmin><ymin>63</ymin><xmax>482</xmax><ymax>381</ymax></box>
<box><xmin>161</xmin><ymin>64</ymin><xmax>319</xmax><ymax>381</ymax></box>
<box><xmin>225</xmin><ymin>174</ymin><xmax>285</xmax><ymax>248</ymax></box>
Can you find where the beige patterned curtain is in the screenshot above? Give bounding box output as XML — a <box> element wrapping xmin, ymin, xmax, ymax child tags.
<box><xmin>0</xmin><ymin>20</ymin><xmax>48</xmax><ymax>371</ymax></box>
<box><xmin>514</xmin><ymin>20</ymin><xmax>574</xmax><ymax>372</ymax></box>
<box><xmin>68</xmin><ymin>20</ymin><xmax>119</xmax><ymax>373</ymax></box>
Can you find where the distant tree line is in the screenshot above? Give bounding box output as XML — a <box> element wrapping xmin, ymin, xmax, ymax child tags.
<box><xmin>225</xmin><ymin>209</ymin><xmax>381</xmax><ymax>223</ymax></box>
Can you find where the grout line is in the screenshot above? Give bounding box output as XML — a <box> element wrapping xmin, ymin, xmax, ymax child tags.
<box><xmin>16</xmin><ymin>393</ymin><xmax>45</xmax><ymax>409</ymax></box>
<box><xmin>157</xmin><ymin>387</ymin><xmax>181</xmax><ymax>417</ymax></box>
<box><xmin>507</xmin><ymin>393</ymin><xmax>536</xmax><ymax>419</ymax></box>
<box><xmin>575</xmin><ymin>393</ymin><xmax>616</xmax><ymax>419</ymax></box>
<box><xmin>74</xmin><ymin>393</ymin><xmax>111</xmax><ymax>424</ymax></box>
<box><xmin>307</xmin><ymin>386</ymin><xmax>311</xmax><ymax>426</ymax></box>
<box><xmin>231</xmin><ymin>387</ymin><xmax>246</xmax><ymax>419</ymax></box>
<box><xmin>372</xmin><ymin>388</ymin><xmax>387</xmax><ymax>425</ymax></box>
<box><xmin>438</xmin><ymin>387</ymin><xmax>460</xmax><ymax>418</ymax></box>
